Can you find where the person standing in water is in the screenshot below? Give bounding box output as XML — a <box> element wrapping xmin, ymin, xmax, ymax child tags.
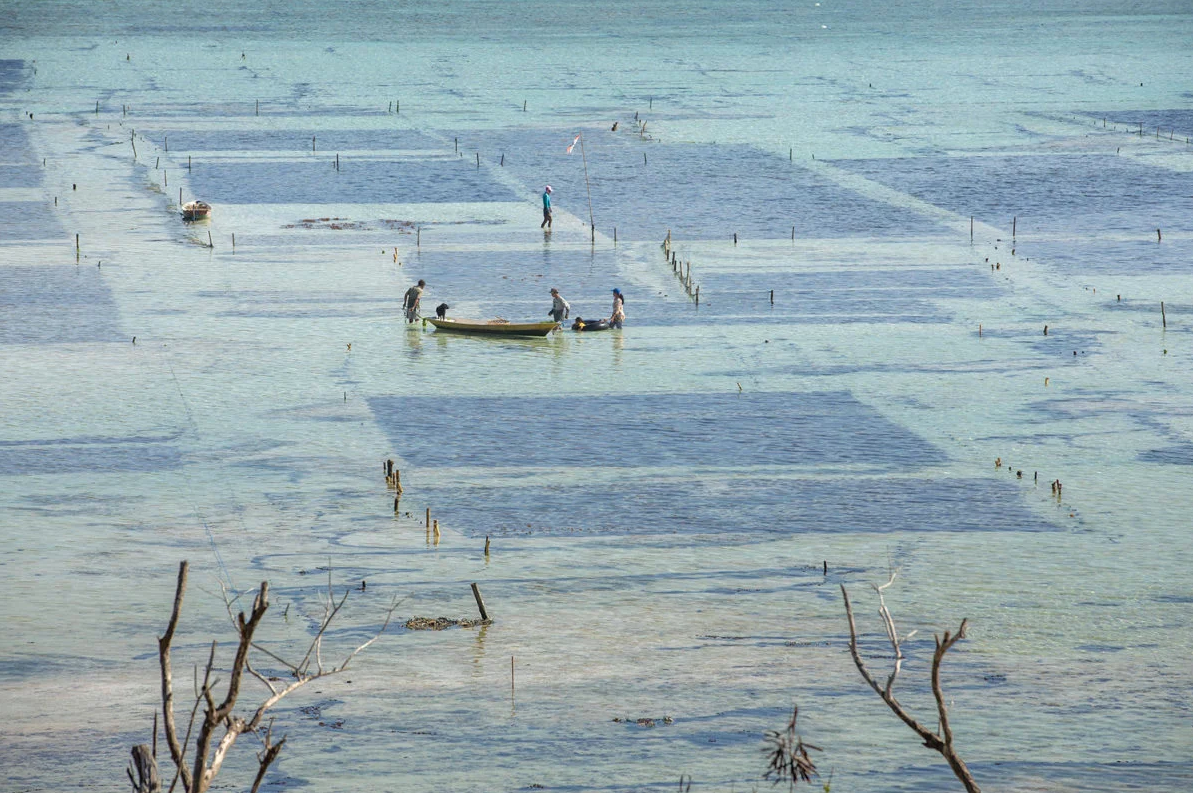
<box><xmin>548</xmin><ymin>288</ymin><xmax>570</xmax><ymax>323</ymax></box>
<box><xmin>403</xmin><ymin>279</ymin><xmax>426</xmax><ymax>323</ymax></box>
<box><xmin>610</xmin><ymin>288</ymin><xmax>625</xmax><ymax>328</ymax></box>
<box><xmin>540</xmin><ymin>185</ymin><xmax>553</xmax><ymax>230</ymax></box>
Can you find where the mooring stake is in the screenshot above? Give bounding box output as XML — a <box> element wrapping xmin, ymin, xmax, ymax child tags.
<box><xmin>471</xmin><ymin>583</ymin><xmax>490</xmax><ymax>621</ymax></box>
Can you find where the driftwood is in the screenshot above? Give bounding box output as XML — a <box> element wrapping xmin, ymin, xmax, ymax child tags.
<box><xmin>126</xmin><ymin>744</ymin><xmax>160</xmax><ymax>793</ymax></box>
<box><xmin>840</xmin><ymin>574</ymin><xmax>981</xmax><ymax>793</ymax></box>
<box><xmin>762</xmin><ymin>705</ymin><xmax>820</xmax><ymax>789</ymax></box>
<box><xmin>139</xmin><ymin>561</ymin><xmax>396</xmax><ymax>793</ymax></box>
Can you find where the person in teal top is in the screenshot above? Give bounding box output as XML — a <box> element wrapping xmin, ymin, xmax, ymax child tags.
<box><xmin>540</xmin><ymin>185</ymin><xmax>553</xmax><ymax>229</ymax></box>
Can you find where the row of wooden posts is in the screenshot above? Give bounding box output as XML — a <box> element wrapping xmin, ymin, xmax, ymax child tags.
<box><xmin>1089</xmin><ymin>115</ymin><xmax>1192</xmax><ymax>145</ymax></box>
<box><xmin>384</xmin><ymin>458</ymin><xmax>491</xmax><ymax>622</ymax></box>
<box><xmin>662</xmin><ymin>230</ymin><xmax>700</xmax><ymax>305</ymax></box>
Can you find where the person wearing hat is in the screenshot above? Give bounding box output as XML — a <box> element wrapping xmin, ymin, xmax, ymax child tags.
<box><xmin>403</xmin><ymin>279</ymin><xmax>426</xmax><ymax>323</ymax></box>
<box><xmin>548</xmin><ymin>288</ymin><xmax>570</xmax><ymax>323</ymax></box>
<box><xmin>610</xmin><ymin>288</ymin><xmax>625</xmax><ymax>328</ymax></box>
<box><xmin>540</xmin><ymin>185</ymin><xmax>553</xmax><ymax>230</ymax></box>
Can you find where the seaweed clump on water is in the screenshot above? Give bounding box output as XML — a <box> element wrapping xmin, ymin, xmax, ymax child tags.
<box><xmin>404</xmin><ymin>616</ymin><xmax>487</xmax><ymax>630</ymax></box>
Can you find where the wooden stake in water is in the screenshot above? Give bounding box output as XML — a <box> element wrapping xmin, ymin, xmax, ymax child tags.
<box><xmin>1161</xmin><ymin>301</ymin><xmax>1166</xmax><ymax>328</ymax></box>
<box><xmin>770</xmin><ymin>289</ymin><xmax>774</xmax><ymax>305</ymax></box>
<box><xmin>207</xmin><ymin>230</ymin><xmax>213</xmax><ymax>248</ymax></box>
<box><xmin>476</xmin><ymin>152</ymin><xmax>480</xmax><ymax>169</ymax></box>
<box><xmin>970</xmin><ymin>216</ymin><xmax>974</xmax><ymax>241</ymax></box>
<box><xmin>470</xmin><ymin>583</ymin><xmax>489</xmax><ymax>621</ymax></box>
<box><xmin>1013</xmin><ymin>216</ymin><xmax>1016</xmax><ymax>237</ymax></box>
<box><xmin>164</xmin><ymin>136</ymin><xmax>168</xmax><ymax>152</ymax></box>
<box><xmin>188</xmin><ymin>155</ymin><xmax>191</xmax><ymax>171</ymax></box>
<box><xmin>426</xmin><ymin>507</ymin><xmax>431</xmax><ymax>527</ymax></box>
<box><xmin>256</xmin><ymin>99</ymin><xmax>259</xmax><ymax>116</ymax></box>
<box><xmin>312</xmin><ymin>136</ymin><xmax>316</xmax><ymax>152</ymax></box>
<box><xmin>231</xmin><ymin>233</ymin><xmax>235</xmax><ymax>250</ymax></box>
<box><xmin>417</xmin><ymin>226</ymin><xmax>421</xmax><ymax>247</ymax></box>
<box><xmin>180</xmin><ymin>187</ymin><xmax>182</xmax><ymax>205</ymax></box>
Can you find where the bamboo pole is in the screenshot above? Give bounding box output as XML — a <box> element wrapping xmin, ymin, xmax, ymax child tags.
<box><xmin>578</xmin><ymin>132</ymin><xmax>595</xmax><ymax>236</ymax></box>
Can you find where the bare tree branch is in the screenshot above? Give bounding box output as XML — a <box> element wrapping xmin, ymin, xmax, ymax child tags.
<box><xmin>249</xmin><ymin>721</ymin><xmax>286</xmax><ymax>793</ymax></box>
<box><xmin>158</xmin><ymin>562</ymin><xmax>192</xmax><ymax>793</ymax></box>
<box><xmin>840</xmin><ymin>583</ymin><xmax>980</xmax><ymax>793</ymax></box>
<box><xmin>142</xmin><ymin>562</ymin><xmax>398</xmax><ymax>793</ymax></box>
<box><xmin>192</xmin><ymin>585</ymin><xmax>269</xmax><ymax>792</ymax></box>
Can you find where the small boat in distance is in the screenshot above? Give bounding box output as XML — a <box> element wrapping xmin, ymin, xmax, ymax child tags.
<box><xmin>426</xmin><ymin>317</ymin><xmax>559</xmax><ymax>337</ymax></box>
<box><xmin>181</xmin><ymin>200</ymin><xmax>211</xmax><ymax>221</ymax></box>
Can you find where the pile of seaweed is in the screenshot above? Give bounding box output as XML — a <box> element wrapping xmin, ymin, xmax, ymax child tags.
<box><xmin>404</xmin><ymin>616</ymin><xmax>488</xmax><ymax>630</ymax></box>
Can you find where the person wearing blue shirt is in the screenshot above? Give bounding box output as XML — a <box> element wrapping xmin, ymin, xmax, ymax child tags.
<box><xmin>540</xmin><ymin>185</ymin><xmax>553</xmax><ymax>229</ymax></box>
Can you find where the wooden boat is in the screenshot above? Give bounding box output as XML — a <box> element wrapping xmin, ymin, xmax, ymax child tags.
<box><xmin>426</xmin><ymin>317</ymin><xmax>559</xmax><ymax>337</ymax></box>
<box><xmin>181</xmin><ymin>200</ymin><xmax>211</xmax><ymax>221</ymax></box>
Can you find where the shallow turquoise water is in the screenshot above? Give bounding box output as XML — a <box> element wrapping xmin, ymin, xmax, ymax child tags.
<box><xmin>1</xmin><ymin>2</ymin><xmax>1192</xmax><ymax>791</ymax></box>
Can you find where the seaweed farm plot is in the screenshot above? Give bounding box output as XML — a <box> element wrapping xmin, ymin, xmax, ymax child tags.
<box><xmin>482</xmin><ymin>129</ymin><xmax>950</xmax><ymax>240</ymax></box>
<box><xmin>0</xmin><ymin>265</ymin><xmax>123</xmax><ymax>344</ymax></box>
<box><xmin>370</xmin><ymin>391</ymin><xmax>944</xmax><ymax>470</ymax></box>
<box><xmin>1011</xmin><ymin>237</ymin><xmax>1193</xmax><ymax>277</ymax></box>
<box><xmin>183</xmin><ymin>155</ymin><xmax>519</xmax><ymax>205</ymax></box>
<box><xmin>407</xmin><ymin>473</ymin><xmax>1061</xmax><ymax>540</ymax></box>
<box><xmin>145</xmin><ymin>128</ymin><xmax>442</xmax><ymax>152</ymax></box>
<box><xmin>0</xmin><ymin>436</ymin><xmax>183</xmax><ymax>475</ymax></box>
<box><xmin>0</xmin><ymin>201</ymin><xmax>63</xmax><ymax>241</ymax></box>
<box><xmin>689</xmin><ymin>265</ymin><xmax>1002</xmax><ymax>324</ymax></box>
<box><xmin>828</xmin><ymin>153</ymin><xmax>1193</xmax><ymax>237</ymax></box>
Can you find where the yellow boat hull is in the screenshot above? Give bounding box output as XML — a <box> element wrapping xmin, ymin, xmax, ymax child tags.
<box><xmin>426</xmin><ymin>318</ymin><xmax>559</xmax><ymax>337</ymax></box>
